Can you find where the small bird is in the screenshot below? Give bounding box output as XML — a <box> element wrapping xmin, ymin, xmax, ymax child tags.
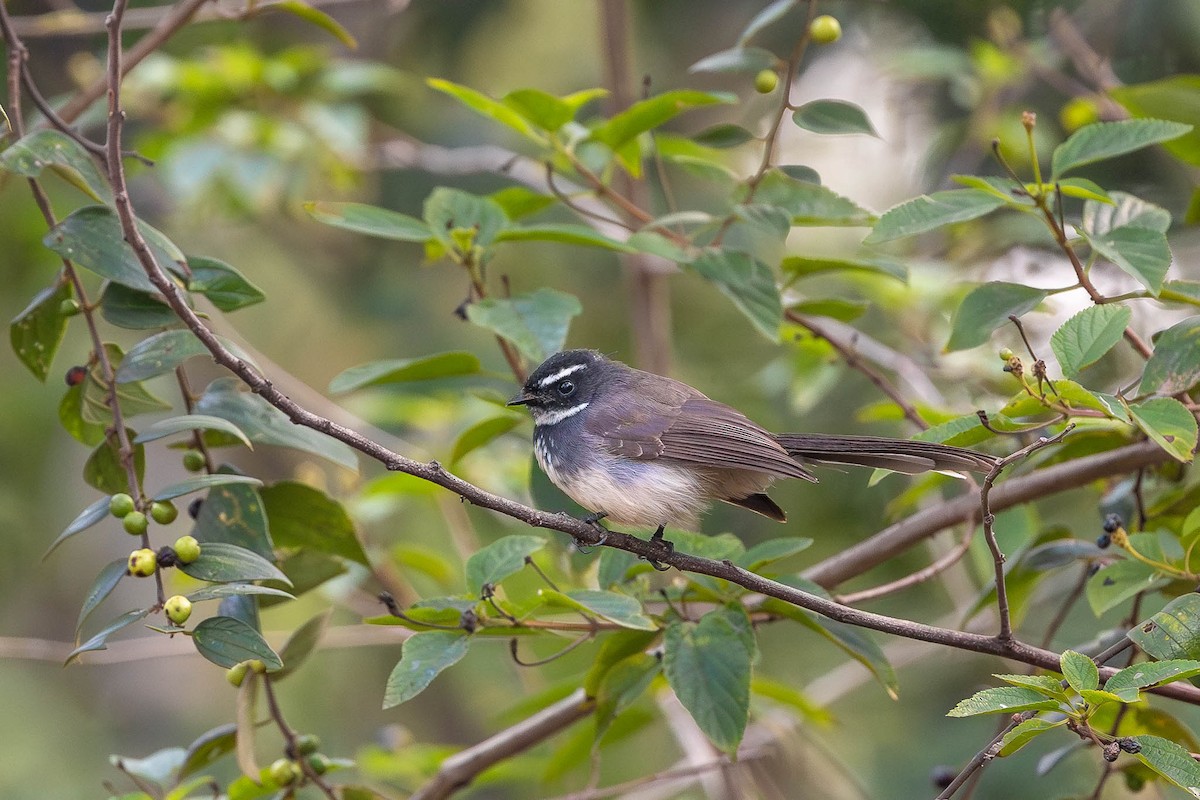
<box><xmin>508</xmin><ymin>350</ymin><xmax>997</xmax><ymax>542</ymax></box>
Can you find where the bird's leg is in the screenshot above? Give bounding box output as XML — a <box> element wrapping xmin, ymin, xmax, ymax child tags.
<box><xmin>574</xmin><ymin>511</ymin><xmax>609</xmax><ymax>553</ymax></box>
<box><xmin>644</xmin><ymin>524</ymin><xmax>673</xmax><ymax>571</ymax></box>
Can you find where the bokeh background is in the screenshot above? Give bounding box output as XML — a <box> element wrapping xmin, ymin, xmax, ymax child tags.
<box><xmin>2</xmin><ymin>0</ymin><xmax>1200</xmax><ymax>797</ymax></box>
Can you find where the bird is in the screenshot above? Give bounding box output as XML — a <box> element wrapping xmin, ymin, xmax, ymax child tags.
<box><xmin>507</xmin><ymin>350</ymin><xmax>998</xmax><ymax>547</ymax></box>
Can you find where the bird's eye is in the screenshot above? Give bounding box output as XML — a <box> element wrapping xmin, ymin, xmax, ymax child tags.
<box><xmin>556</xmin><ymin>380</ymin><xmax>576</xmax><ymax>397</ymax></box>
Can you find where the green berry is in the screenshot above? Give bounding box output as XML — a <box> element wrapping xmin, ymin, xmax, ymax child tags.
<box><xmin>269</xmin><ymin>758</ymin><xmax>299</xmax><ymax>787</ymax></box>
<box><xmin>164</xmin><ymin>595</ymin><xmax>192</xmax><ymax>625</ymax></box>
<box><xmin>109</xmin><ymin>493</ymin><xmax>136</xmax><ymax>518</ymax></box>
<box><xmin>754</xmin><ymin>69</ymin><xmax>778</xmax><ymax>94</ymax></box>
<box><xmin>173</xmin><ymin>535</ymin><xmax>202</xmax><ymax>564</ymax></box>
<box><xmin>998</xmin><ymin>347</ymin><xmax>1016</xmax><ymax>361</ymax></box>
<box><xmin>150</xmin><ymin>500</ymin><xmax>178</xmax><ymax>525</ymax></box>
<box><xmin>128</xmin><ymin>548</ymin><xmax>157</xmax><ymax>577</ymax></box>
<box><xmin>248</xmin><ymin>659</ymin><xmax>268</xmax><ymax>674</ymax></box>
<box><xmin>294</xmin><ymin>734</ymin><xmax>321</xmax><ymax>756</ymax></box>
<box><xmin>307</xmin><ymin>753</ymin><xmax>331</xmax><ymax>775</ymax></box>
<box><xmin>59</xmin><ymin>298</ymin><xmax>81</xmax><ymax>317</ymax></box>
<box><xmin>123</xmin><ymin>511</ymin><xmax>149</xmax><ymax>536</ymax></box>
<box><xmin>182</xmin><ymin>450</ymin><xmax>206</xmax><ymax>472</ymax></box>
<box><xmin>810</xmin><ymin>14</ymin><xmax>842</xmax><ymax>44</ymax></box>
<box><xmin>226</xmin><ymin>662</ymin><xmax>249</xmax><ymax>687</ymax></box>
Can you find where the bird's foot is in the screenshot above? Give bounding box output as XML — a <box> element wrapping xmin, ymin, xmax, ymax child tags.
<box><xmin>573</xmin><ymin>511</ymin><xmax>609</xmax><ymax>553</ymax></box>
<box><xmin>643</xmin><ymin>525</ymin><xmax>673</xmax><ymax>571</ymax></box>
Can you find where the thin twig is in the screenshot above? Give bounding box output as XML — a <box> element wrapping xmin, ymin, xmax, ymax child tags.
<box><xmin>262</xmin><ymin>677</ymin><xmax>338</xmax><ymax>799</ymax></box>
<box><xmin>835</xmin><ymin>524</ymin><xmax>974</xmax><ymax>605</ymax></box>
<box><xmin>936</xmin><ymin>713</ymin><xmax>1034</xmax><ymax>800</ymax></box>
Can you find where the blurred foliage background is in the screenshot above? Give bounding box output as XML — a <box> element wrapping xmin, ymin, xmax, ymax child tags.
<box><xmin>3</xmin><ymin>0</ymin><xmax>1200</xmax><ymax>797</ymax></box>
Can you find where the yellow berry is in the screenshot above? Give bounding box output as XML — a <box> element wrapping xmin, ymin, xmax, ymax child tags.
<box><xmin>226</xmin><ymin>662</ymin><xmax>249</xmax><ymax>687</ymax></box>
<box><xmin>810</xmin><ymin>15</ymin><xmax>842</xmax><ymax>44</ymax></box>
<box><xmin>128</xmin><ymin>548</ymin><xmax>157</xmax><ymax>577</ymax></box>
<box><xmin>269</xmin><ymin>758</ymin><xmax>299</xmax><ymax>787</ymax></box>
<box><xmin>173</xmin><ymin>535</ymin><xmax>201</xmax><ymax>564</ymax></box>
<box><xmin>164</xmin><ymin>595</ymin><xmax>192</xmax><ymax>626</ymax></box>
<box><xmin>754</xmin><ymin>69</ymin><xmax>778</xmax><ymax>94</ymax></box>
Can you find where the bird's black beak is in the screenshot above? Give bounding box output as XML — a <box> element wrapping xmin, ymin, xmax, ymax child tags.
<box><xmin>507</xmin><ymin>392</ymin><xmax>534</xmax><ymax>407</ymax></box>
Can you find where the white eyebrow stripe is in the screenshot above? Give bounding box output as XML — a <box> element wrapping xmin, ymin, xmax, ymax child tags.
<box><xmin>536</xmin><ymin>402</ymin><xmax>589</xmax><ymax>425</ymax></box>
<box><xmin>537</xmin><ymin>363</ymin><xmax>587</xmax><ymax>387</ymax></box>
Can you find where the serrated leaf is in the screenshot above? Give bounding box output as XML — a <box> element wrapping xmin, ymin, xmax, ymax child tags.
<box><xmin>10</xmin><ymin>283</ymin><xmax>71</xmax><ymax>381</ymax></box>
<box><xmin>690</xmin><ymin>249</ymin><xmax>781</xmax><ymax>340</ymax></box>
<box><xmin>1110</xmin><ymin>77</ymin><xmax>1200</xmax><ymax>166</ymax></box>
<box><xmin>195</xmin><ymin>377</ymin><xmax>359</xmax><ymax>471</ymax></box>
<box><xmin>947</xmin><ymin>686</ymin><xmax>1062</xmax><ymax>716</ymax></box>
<box><xmin>450</xmin><ymin>415</ymin><xmax>521</xmax><ymax>464</ymax></box>
<box><xmin>464</xmin><ymin>534</ymin><xmax>546</xmax><ymax>590</ymax></box>
<box><xmin>1055</xmin><ymin>178</ymin><xmax>1112</xmax><ymax>203</ymax></box>
<box><xmin>329</xmin><ymin>351</ymin><xmax>482</xmax><ymax>394</ymax></box>
<box><xmin>1060</xmin><ymin>649</ymin><xmax>1099</xmax><ymax>692</ymax></box>
<box><xmin>994</xmin><ymin>673</ymin><xmax>1069</xmax><ymax>697</ymax></box>
<box><xmin>1082</xmin><ymin>191</ymin><xmax>1172</xmax><ymax>236</ymax></box>
<box><xmin>134</xmin><ymin>414</ymin><xmax>253</xmax><ymax>448</ymax></box>
<box><xmin>998</xmin><ymin>718</ymin><xmax>1062</xmax><ymax>756</ymax></box>
<box><xmin>792</xmin><ymin>100</ymin><xmax>879</xmax><ymax>137</ymax></box>
<box><xmin>1130</xmin><ymin>594</ymin><xmax>1200</xmax><ymax>660</ymax></box>
<box><xmin>1133</xmin><ymin>735</ymin><xmax>1200</xmax><ymax>797</ymax></box>
<box><xmin>544</xmin><ymin>589</ymin><xmax>657</xmax><ymax>630</ymax></box>
<box><xmin>423</xmin><ymin>187</ymin><xmax>509</xmax><ymax>251</ymax></box>
<box><xmin>153</xmin><ymin>474</ymin><xmax>262</xmax><ymax>501</ymax></box>
<box><xmin>66</xmin><ymin>608</ymin><xmax>152</xmax><ymax>664</ymax></box>
<box><xmin>781</xmin><ymin>254</ymin><xmax>907</xmax><ymax>282</ymax></box>
<box><xmin>44</xmin><ymin>496</ymin><xmax>110</xmax><ymax>560</ymax></box>
<box><xmin>752</xmin><ymin>170</ymin><xmax>873</xmax><ymax>226</ymax></box>
<box><xmin>75</xmin><ymin>558</ymin><xmax>128</xmax><ymax>635</ymax></box>
<box><xmin>192</xmin><ymin>615</ymin><xmax>282</xmax><ymax>670</ymax></box>
<box><xmin>1104</xmin><ymin>659</ymin><xmax>1200</xmax><ymax>702</ymax></box>
<box><xmin>261</xmin><ymin>481</ymin><xmax>368</xmax><ymax>565</ymax></box>
<box><xmin>114</xmin><ymin>329</ymin><xmax>255</xmax><ymax>384</ymax></box>
<box><xmin>1088</xmin><ymin>557</ymin><xmax>1164</xmax><ymax>615</ymax></box>
<box><xmin>1051</xmin><ymin>118</ymin><xmax>1193</xmax><ymax>178</ymax></box>
<box><xmin>864</xmin><ymin>189</ymin><xmax>1007</xmax><ymax>244</ymax></box>
<box><xmin>1049</xmin><ymin>304</ymin><xmax>1131</xmax><ymax>377</ymax></box>
<box><xmin>945</xmin><ymin>282</ymin><xmax>1047</xmax><ymax>352</ymax></box>
<box><xmin>1140</xmin><ymin>316</ymin><xmax>1200</xmax><ymax>395</ymax></box>
<box><xmin>304</xmin><ymin>201</ymin><xmax>431</xmax><ymax>242</ymax></box>
<box><xmin>465</xmin><ymin>288</ymin><xmax>581</xmax><ymax>363</ymax></box>
<box><xmin>1127</xmin><ymin>397</ymin><xmax>1198</xmax><ymax>463</ymax></box>
<box><xmin>734</xmin><ymin>537</ymin><xmax>813</xmax><ymax>571</ymax></box>
<box><xmin>663</xmin><ymin>612</ymin><xmax>752</xmax><ymax>754</ymax></box>
<box><xmin>178</xmin><ymin>542</ymin><xmax>290</xmax><ymax>585</ymax></box>
<box><xmin>495</xmin><ymin>223</ymin><xmax>635</xmax><ymax>252</ymax></box>
<box><xmin>427</xmin><ymin>78</ymin><xmax>546</xmax><ymax>144</ymax></box>
<box><xmin>383</xmin><ymin>631</ymin><xmax>470</xmax><ymax>708</ymax></box>
<box><xmin>592</xmin><ymin>90</ymin><xmax>734</xmax><ymax>153</ymax></box>
<box><xmin>43</xmin><ymin>206</ymin><xmax>186</xmax><ymax>293</ymax></box>
<box><xmin>688</xmin><ymin>46</ymin><xmax>777</xmax><ymax>74</ymax></box>
<box><xmin>1084</xmin><ymin>225</ymin><xmax>1172</xmax><ymax>295</ymax></box>
<box><xmin>273</xmin><ymin>609</ymin><xmax>331</xmax><ymax>680</ymax></box>
<box><xmin>187</xmin><ymin>256</ymin><xmax>265</xmax><ymax>312</ymax></box>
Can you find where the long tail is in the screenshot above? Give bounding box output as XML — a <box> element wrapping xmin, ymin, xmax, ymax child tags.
<box><xmin>773</xmin><ymin>433</ymin><xmax>998</xmax><ymax>475</ymax></box>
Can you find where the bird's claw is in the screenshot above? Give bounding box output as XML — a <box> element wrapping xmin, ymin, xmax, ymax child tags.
<box><xmin>574</xmin><ymin>511</ymin><xmax>609</xmax><ymax>554</ymax></box>
<box><xmin>642</xmin><ymin>525</ymin><xmax>673</xmax><ymax>571</ymax></box>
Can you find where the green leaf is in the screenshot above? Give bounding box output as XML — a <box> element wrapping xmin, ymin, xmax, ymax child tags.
<box><xmin>273</xmin><ymin>609</ymin><xmax>332</xmax><ymax>680</ymax></box>
<box><xmin>594</xmin><ymin>653</ymin><xmax>661</xmax><ymax>741</ymax></box>
<box><xmin>66</xmin><ymin>608</ymin><xmax>152</xmax><ymax>664</ymax></box>
<box><xmin>382</xmin><ymin>631</ymin><xmax>470</xmax><ymax>708</ymax></box>
<box><xmin>185</xmin><ymin>584</ymin><xmax>294</xmax><ymax>603</ymax></box>
<box><xmin>1084</xmin><ymin>225</ymin><xmax>1172</xmax><ymax>295</ymax></box>
<box><xmin>752</xmin><ymin>170</ymin><xmax>874</xmax><ymax>226</ymax></box>
<box><xmin>59</xmin><ymin>382</ymin><xmax>105</xmax><ymax>446</ymax></box>
<box><xmin>734</xmin><ymin>537</ymin><xmax>813</xmax><ymax>571</ymax></box>
<box><xmin>693</xmin><ymin>124</ymin><xmax>756</xmax><ymax>149</ymax></box>
<box><xmin>495</xmin><ymin>223</ymin><xmax>636</xmax><ymax>252</ymax></box>
<box><xmin>464</xmin><ymin>534</ymin><xmax>546</xmax><ymax>590</ymax></box>
<box><xmin>787</xmin><ymin>298</ymin><xmax>869</xmax><ymax>322</ymax></box>
<box><xmin>114</xmin><ymin>329</ymin><xmax>254</xmax><ymax>384</ymax></box>
<box><xmin>1140</xmin><ymin>316</ymin><xmax>1200</xmax><ymax>395</ymax></box>
<box><xmin>1110</xmin><ymin>76</ymin><xmax>1200</xmax><ymax>166</ymax></box>
<box><xmin>0</xmin><ymin>129</ymin><xmax>111</xmax><ymax>202</ymax></box>
<box><xmin>450</xmin><ymin>415</ymin><xmax>522</xmax><ymax>465</ymax></box>
<box><xmin>583</xmin><ymin>629</ymin><xmax>661</xmax><ymax>696</ymax></box>
<box><xmin>424</xmin><ymin>187</ymin><xmax>509</xmax><ymax>252</ymax></box>
<box><xmin>1060</xmin><ymin>649</ymin><xmax>1099</xmax><ymax>693</ymax></box>
<box><xmin>500</xmin><ymin>88</ymin><xmax>575</xmax><ymax>131</ymax></box>
<box><xmin>998</xmin><ymin>718</ymin><xmax>1063</xmax><ymax>757</ymax></box>
<box><xmin>947</xmin><ymin>686</ymin><xmax>1062</xmax><ymax>717</ymax></box>
<box><xmin>465</xmin><ymin>288</ymin><xmax>582</xmax><ymax>363</ymax></box>
<box><xmin>261</xmin><ymin>481</ymin><xmax>368</xmax><ymax>565</ymax></box>
<box><xmin>1078</xmin><ymin>689</ymin><xmax>1127</xmax><ymax>707</ymax></box>
<box><xmin>781</xmin><ymin>254</ymin><xmax>907</xmax><ymax>282</ymax></box>
<box><xmin>1161</xmin><ymin>281</ymin><xmax>1200</xmax><ymax>308</ymax></box>
<box><xmin>192</xmin><ymin>616</ymin><xmax>283</xmax><ymax>671</ymax></box>
<box><xmin>751</xmin><ymin>677</ymin><xmax>833</xmax><ymax>725</ymax></box>
<box><xmin>134</xmin><ymin>414</ymin><xmax>253</xmax><ymax>449</ymax></box>
<box><xmin>304</xmin><ymin>201</ymin><xmax>431</xmax><ymax>242</ymax></box>
<box><xmin>1082</xmin><ymin>190</ymin><xmax>1171</xmax><ymax>235</ymax></box>
<box><xmin>1104</xmin><ymin>660</ymin><xmax>1200</xmax><ymax>702</ymax></box>
<box><xmin>329</xmin><ymin>351</ymin><xmax>482</xmax><ymax>394</ymax></box>
<box><xmin>663</xmin><ymin>611</ymin><xmax>752</xmax><ymax>754</ymax></box>
<box><xmin>187</xmin><ymin>257</ymin><xmax>265</xmax><ymax>312</ymax></box>
<box><xmin>690</xmin><ymin>249</ymin><xmax>781</xmax><ymax>340</ymax></box>
<box><xmin>427</xmin><ymin>78</ymin><xmax>546</xmax><ymax>144</ymax></box>
<box><xmin>1127</xmin><ymin>397</ymin><xmax>1198</xmax><ymax>463</ymax></box>
<box><xmin>80</xmin><ymin>346</ymin><xmax>172</xmax><ymax>424</ymax></box>
<box><xmin>1049</xmin><ymin>305</ymin><xmax>1132</xmax><ymax>377</ymax></box>
<box><xmin>75</xmin><ymin>558</ymin><xmax>128</xmax><ymax>634</ymax></box>
<box><xmin>1130</xmin><ymin>594</ymin><xmax>1200</xmax><ymax>660</ymax></box>
<box><xmin>945</xmin><ymin>282</ymin><xmax>1047</xmax><ymax>352</ymax></box>
<box><xmin>488</xmin><ymin>186</ymin><xmax>557</xmax><ymax>220</ymax></box>
<box><xmin>178</xmin><ymin>542</ymin><xmax>290</xmax><ymax>585</ymax></box>
<box><xmin>1051</xmin><ymin>118</ymin><xmax>1193</xmax><ymax>178</ymax></box>
<box><xmin>792</xmin><ymin>100</ymin><xmax>879</xmax><ymax>137</ymax></box>
<box><xmin>44</xmin><ymin>496</ymin><xmax>111</xmax><ymax>560</ymax></box>
<box><xmin>1088</xmin><ymin>558</ymin><xmax>1165</xmax><ymax>615</ymax></box>
<box><xmin>195</xmin><ymin>377</ymin><xmax>359</xmax><ymax>471</ymax></box>
<box><xmin>864</xmin><ymin>189</ymin><xmax>1007</xmax><ymax>244</ymax></box>
<box><xmin>1133</xmin><ymin>735</ymin><xmax>1200</xmax><ymax>798</ymax></box>
<box><xmin>994</xmin><ymin>673</ymin><xmax>1069</xmax><ymax>698</ymax></box>
<box><xmin>1055</xmin><ymin>178</ymin><xmax>1112</xmax><ymax>203</ymax></box>
<box><xmin>99</xmin><ymin>283</ymin><xmax>180</xmax><ymax>330</ymax></box>
<box><xmin>83</xmin><ymin>431</ymin><xmax>145</xmax><ymax>494</ymax></box>
<box><xmin>262</xmin><ymin>550</ymin><xmax>345</xmax><ymax>607</ymax></box>
<box><xmin>265</xmin><ymin>0</ymin><xmax>357</xmax><ymax>47</ymax></box>
<box><xmin>152</xmin><ymin>474</ymin><xmax>262</xmax><ymax>501</ymax></box>
<box><xmin>597</xmin><ymin>546</ymin><xmax>640</xmax><ymax>589</ymax></box>
<box><xmin>193</xmin><ymin>473</ymin><xmax>274</xmax><ymax>559</ymax></box>
<box><xmin>738</xmin><ymin>0</ymin><xmax>797</xmax><ymax>43</ymax></box>
<box><xmin>544</xmin><ymin>589</ymin><xmax>657</xmax><ymax>630</ymax></box>
<box><xmin>688</xmin><ymin>46</ymin><xmax>777</xmax><ymax>74</ymax></box>
<box><xmin>10</xmin><ymin>283</ymin><xmax>71</xmax><ymax>381</ymax></box>
<box><xmin>43</xmin><ymin>206</ymin><xmax>186</xmax><ymax>293</ymax></box>
<box><xmin>800</xmin><ymin>613</ymin><xmax>899</xmax><ymax>699</ymax></box>
<box><xmin>179</xmin><ymin>723</ymin><xmax>237</xmax><ymax>780</ymax></box>
<box><xmin>591</xmin><ymin>90</ymin><xmax>735</xmax><ymax>152</ymax></box>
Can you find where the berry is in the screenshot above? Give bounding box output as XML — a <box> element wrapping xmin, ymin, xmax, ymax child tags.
<box><xmin>123</xmin><ymin>511</ymin><xmax>149</xmax><ymax>536</ymax></box>
<box><xmin>182</xmin><ymin>450</ymin><xmax>206</xmax><ymax>472</ymax></box>
<box><xmin>1096</xmin><ymin>533</ymin><xmax>1111</xmax><ymax>549</ymax></box>
<box><xmin>998</xmin><ymin>347</ymin><xmax>1015</xmax><ymax>361</ymax></box>
<box><xmin>269</xmin><ymin>758</ymin><xmax>299</xmax><ymax>787</ymax></box>
<box><xmin>59</xmin><ymin>298</ymin><xmax>81</xmax><ymax>317</ymax></box>
<box><xmin>1103</xmin><ymin>513</ymin><xmax>1122</xmax><ymax>534</ymax></box>
<box><xmin>1119</xmin><ymin>738</ymin><xmax>1142</xmax><ymax>754</ymax></box>
<box><xmin>754</xmin><ymin>69</ymin><xmax>778</xmax><ymax>94</ymax></box>
<box><xmin>226</xmin><ymin>662</ymin><xmax>249</xmax><ymax>687</ymax></box>
<box><xmin>109</xmin><ymin>493</ymin><xmax>136</xmax><ymax>518</ymax></box>
<box><xmin>248</xmin><ymin>659</ymin><xmax>267</xmax><ymax>674</ymax></box>
<box><xmin>307</xmin><ymin>753</ymin><xmax>331</xmax><ymax>775</ymax></box>
<box><xmin>65</xmin><ymin>366</ymin><xmax>88</xmax><ymax>387</ymax></box>
<box><xmin>128</xmin><ymin>548</ymin><xmax>157</xmax><ymax>577</ymax></box>
<box><xmin>930</xmin><ymin>765</ymin><xmax>956</xmax><ymax>790</ymax></box>
<box><xmin>294</xmin><ymin>734</ymin><xmax>321</xmax><ymax>756</ymax></box>
<box><xmin>164</xmin><ymin>595</ymin><xmax>192</xmax><ymax>626</ymax></box>
<box><xmin>810</xmin><ymin>15</ymin><xmax>842</xmax><ymax>44</ymax></box>
<box><xmin>173</xmin><ymin>535</ymin><xmax>201</xmax><ymax>564</ymax></box>
<box><xmin>150</xmin><ymin>500</ymin><xmax>178</xmax><ymax>525</ymax></box>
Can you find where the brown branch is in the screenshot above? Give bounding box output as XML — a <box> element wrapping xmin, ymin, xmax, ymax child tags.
<box><xmin>834</xmin><ymin>523</ymin><xmax>974</xmax><ymax>605</ymax></box>
<box><xmin>262</xmin><ymin>676</ymin><xmax>338</xmax><ymax>799</ymax></box>
<box><xmin>936</xmin><ymin>713</ymin><xmax>1034</xmax><ymax>800</ymax></box>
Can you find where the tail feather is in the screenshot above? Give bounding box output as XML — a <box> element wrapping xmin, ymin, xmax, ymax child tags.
<box><xmin>773</xmin><ymin>433</ymin><xmax>998</xmax><ymax>475</ymax></box>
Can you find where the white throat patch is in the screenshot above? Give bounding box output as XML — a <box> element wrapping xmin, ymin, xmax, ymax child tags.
<box><xmin>533</xmin><ymin>401</ymin><xmax>590</xmax><ymax>426</ymax></box>
<box><xmin>537</xmin><ymin>363</ymin><xmax>587</xmax><ymax>388</ymax></box>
